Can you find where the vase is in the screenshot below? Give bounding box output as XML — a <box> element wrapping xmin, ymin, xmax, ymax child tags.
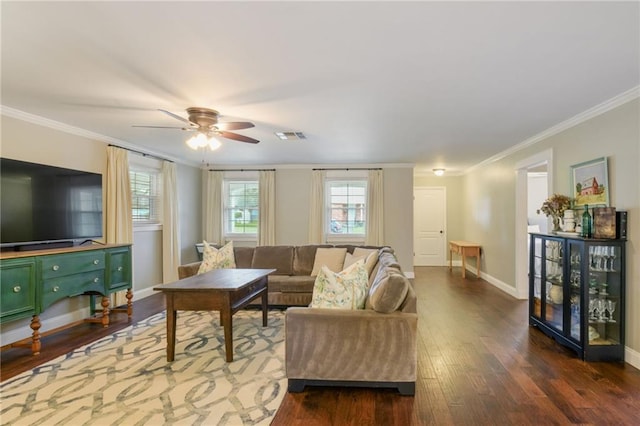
<box><xmin>552</xmin><ymin>216</ymin><xmax>562</xmax><ymax>233</ymax></box>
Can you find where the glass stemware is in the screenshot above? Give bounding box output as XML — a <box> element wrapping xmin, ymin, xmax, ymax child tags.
<box><xmin>606</xmin><ymin>300</ymin><xmax>617</xmax><ymax>323</ymax></box>
<box><xmin>595</xmin><ymin>299</ymin><xmax>606</xmax><ymax>323</ymax></box>
<box><xmin>588</xmin><ymin>298</ymin><xmax>596</xmax><ymax>322</ymax></box>
<box><xmin>608</xmin><ymin>247</ymin><xmax>617</xmax><ymax>272</ymax></box>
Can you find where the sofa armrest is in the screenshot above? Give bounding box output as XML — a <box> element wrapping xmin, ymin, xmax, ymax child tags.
<box><xmin>177</xmin><ymin>261</ymin><xmax>201</xmax><ymax>279</ymax></box>
<box><xmin>285</xmin><ymin>307</ymin><xmax>417</xmax><ymax>383</ymax></box>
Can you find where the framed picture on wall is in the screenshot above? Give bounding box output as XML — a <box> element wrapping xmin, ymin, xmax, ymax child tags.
<box><xmin>570</xmin><ymin>157</ymin><xmax>609</xmax><ymax>207</ymax></box>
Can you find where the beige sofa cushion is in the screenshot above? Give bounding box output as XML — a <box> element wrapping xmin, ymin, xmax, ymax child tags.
<box><xmin>251</xmin><ymin>245</ymin><xmax>294</xmax><ymax>275</ymax></box>
<box><xmin>293</xmin><ymin>245</ymin><xmax>331</xmax><ymax>275</ymax></box>
<box><xmin>311</xmin><ymin>247</ymin><xmax>348</xmax><ymax>276</ymax></box>
<box><xmin>233</xmin><ymin>247</ymin><xmax>255</xmax><ymax>268</ymax></box>
<box><xmin>366</xmin><ymin>267</ymin><xmax>409</xmax><ymax>313</ymax></box>
<box><xmin>344</xmin><ymin>250</ymin><xmax>379</xmax><ymax>278</ymax></box>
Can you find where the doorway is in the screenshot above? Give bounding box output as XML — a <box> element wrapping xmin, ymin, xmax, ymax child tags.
<box><xmin>414</xmin><ymin>187</ymin><xmax>446</xmax><ymax>266</ymax></box>
<box><xmin>515</xmin><ymin>149</ymin><xmax>553</xmax><ymax>299</ymax></box>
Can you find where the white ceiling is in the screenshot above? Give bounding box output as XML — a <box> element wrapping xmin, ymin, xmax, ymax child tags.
<box><xmin>2</xmin><ymin>1</ymin><xmax>638</xmax><ymax>173</ymax></box>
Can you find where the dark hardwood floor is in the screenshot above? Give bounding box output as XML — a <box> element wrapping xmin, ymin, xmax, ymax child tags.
<box><xmin>0</xmin><ymin>293</ymin><xmax>166</xmax><ymax>381</ymax></box>
<box><xmin>2</xmin><ymin>267</ymin><xmax>640</xmax><ymax>425</ymax></box>
<box><xmin>272</xmin><ymin>267</ymin><xmax>640</xmax><ymax>425</ymax></box>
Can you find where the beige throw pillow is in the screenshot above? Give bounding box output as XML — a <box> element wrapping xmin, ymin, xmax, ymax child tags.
<box><xmin>311</xmin><ymin>247</ymin><xmax>348</xmax><ymax>276</ymax></box>
<box><xmin>343</xmin><ymin>250</ymin><xmax>379</xmax><ymax>278</ymax></box>
<box><xmin>310</xmin><ymin>260</ymin><xmax>369</xmax><ymax>309</ymax></box>
<box><xmin>197</xmin><ymin>240</ymin><xmax>236</xmax><ymax>274</ymax></box>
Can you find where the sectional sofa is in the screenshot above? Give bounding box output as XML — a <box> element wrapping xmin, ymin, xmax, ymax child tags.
<box><xmin>177</xmin><ymin>244</ymin><xmax>417</xmax><ymax>395</ymax></box>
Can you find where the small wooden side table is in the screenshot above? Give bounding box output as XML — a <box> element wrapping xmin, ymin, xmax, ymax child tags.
<box><xmin>449</xmin><ymin>241</ymin><xmax>481</xmax><ymax>279</ymax></box>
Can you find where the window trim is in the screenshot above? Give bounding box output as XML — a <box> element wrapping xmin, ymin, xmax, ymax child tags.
<box><xmin>324</xmin><ymin>175</ymin><xmax>368</xmax><ymax>244</ymax></box>
<box><xmin>129</xmin><ymin>156</ymin><xmax>163</xmax><ymax>230</ymax></box>
<box><xmin>222</xmin><ymin>176</ymin><xmax>259</xmax><ymax>241</ymax></box>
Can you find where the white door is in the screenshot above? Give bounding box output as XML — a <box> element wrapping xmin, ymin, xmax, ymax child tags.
<box><xmin>414</xmin><ymin>187</ymin><xmax>446</xmax><ymax>266</ymax></box>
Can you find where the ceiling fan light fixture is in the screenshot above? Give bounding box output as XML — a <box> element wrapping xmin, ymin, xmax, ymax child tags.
<box><xmin>433</xmin><ymin>168</ymin><xmax>445</xmax><ymax>176</ymax></box>
<box><xmin>186</xmin><ymin>132</ymin><xmax>210</xmax><ymax>150</ymax></box>
<box><xmin>208</xmin><ymin>137</ymin><xmax>222</xmax><ymax>151</ymax></box>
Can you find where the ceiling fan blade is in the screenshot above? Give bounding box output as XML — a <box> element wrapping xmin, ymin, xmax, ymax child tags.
<box><xmin>158</xmin><ymin>109</ymin><xmax>197</xmax><ymax>126</ymax></box>
<box><xmin>218</xmin><ymin>131</ymin><xmax>260</xmax><ymax>144</ymax></box>
<box><xmin>214</xmin><ymin>122</ymin><xmax>255</xmax><ymax>131</ymax></box>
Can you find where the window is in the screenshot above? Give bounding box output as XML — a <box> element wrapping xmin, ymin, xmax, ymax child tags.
<box><xmin>130</xmin><ymin>169</ymin><xmax>161</xmax><ymax>224</ymax></box>
<box><xmin>326</xmin><ymin>179</ymin><xmax>367</xmax><ymax>236</ymax></box>
<box><xmin>224</xmin><ymin>179</ymin><xmax>259</xmax><ymax>237</ymax></box>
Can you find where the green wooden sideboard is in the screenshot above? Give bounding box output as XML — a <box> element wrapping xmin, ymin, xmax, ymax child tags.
<box><xmin>0</xmin><ymin>244</ymin><xmax>132</xmax><ymax>354</ymax></box>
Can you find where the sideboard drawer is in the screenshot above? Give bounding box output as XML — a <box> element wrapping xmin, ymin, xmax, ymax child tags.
<box><xmin>42</xmin><ymin>270</ymin><xmax>105</xmax><ymax>309</ymax></box>
<box><xmin>0</xmin><ymin>258</ymin><xmax>37</xmax><ymax>322</ymax></box>
<box><xmin>41</xmin><ymin>251</ymin><xmax>106</xmax><ymax>279</ymax></box>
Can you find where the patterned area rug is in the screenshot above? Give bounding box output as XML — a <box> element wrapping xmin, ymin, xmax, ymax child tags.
<box><xmin>1</xmin><ymin>309</ymin><xmax>286</xmax><ymax>425</ymax></box>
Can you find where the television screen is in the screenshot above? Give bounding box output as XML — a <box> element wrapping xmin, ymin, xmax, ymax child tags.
<box><xmin>1</xmin><ymin>158</ymin><xmax>103</xmax><ymax>248</ymax></box>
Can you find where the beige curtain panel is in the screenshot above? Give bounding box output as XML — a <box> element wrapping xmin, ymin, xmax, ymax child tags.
<box><xmin>258</xmin><ymin>170</ymin><xmax>276</xmax><ymax>246</ymax></box>
<box><xmin>365</xmin><ymin>169</ymin><xmax>384</xmax><ymax>246</ymax></box>
<box><xmin>106</xmin><ymin>146</ymin><xmax>133</xmax><ymax>244</ymax></box>
<box><xmin>202</xmin><ymin>170</ymin><xmax>223</xmax><ymax>244</ymax></box>
<box><xmin>308</xmin><ymin>170</ymin><xmax>325</xmax><ymax>244</ymax></box>
<box><xmin>162</xmin><ymin>161</ymin><xmax>180</xmax><ymax>283</ymax></box>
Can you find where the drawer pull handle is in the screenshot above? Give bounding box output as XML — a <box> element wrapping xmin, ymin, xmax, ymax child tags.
<box><xmin>53</xmin><ymin>286</ymin><xmax>60</xmax><ymax>292</ymax></box>
<box><xmin>93</xmin><ymin>259</ymin><xmax>100</xmax><ymax>265</ymax></box>
<box><xmin>117</xmin><ymin>266</ymin><xmax>123</xmax><ymax>272</ymax></box>
<box><xmin>13</xmin><ymin>285</ymin><xmax>21</xmax><ymax>293</ymax></box>
<box><xmin>94</xmin><ymin>277</ymin><xmax>100</xmax><ymax>283</ymax></box>
<box><xmin>52</xmin><ymin>265</ymin><xmax>60</xmax><ymax>271</ymax></box>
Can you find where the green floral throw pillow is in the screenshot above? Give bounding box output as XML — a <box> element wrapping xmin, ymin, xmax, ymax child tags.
<box><xmin>197</xmin><ymin>240</ymin><xmax>236</xmax><ymax>274</ymax></box>
<box><xmin>310</xmin><ymin>259</ymin><xmax>368</xmax><ymax>309</ymax></box>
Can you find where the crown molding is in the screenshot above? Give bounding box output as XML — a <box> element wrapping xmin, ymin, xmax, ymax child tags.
<box><xmin>465</xmin><ymin>86</ymin><xmax>640</xmax><ymax>174</ymax></box>
<box><xmin>0</xmin><ymin>105</ymin><xmax>190</xmax><ymax>165</ymax></box>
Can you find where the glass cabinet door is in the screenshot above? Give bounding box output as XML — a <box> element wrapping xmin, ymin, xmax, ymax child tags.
<box><xmin>531</xmin><ymin>235</ymin><xmax>543</xmax><ymax>321</ymax></box>
<box><xmin>568</xmin><ymin>242</ymin><xmax>582</xmax><ymax>341</ymax></box>
<box><xmin>585</xmin><ymin>243</ymin><xmax>622</xmax><ymax>347</ymax></box>
<box><xmin>544</xmin><ymin>239</ymin><xmax>564</xmax><ymax>332</ymax></box>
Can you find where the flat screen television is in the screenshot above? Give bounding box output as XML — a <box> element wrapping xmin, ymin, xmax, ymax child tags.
<box><xmin>1</xmin><ymin>158</ymin><xmax>103</xmax><ymax>251</ymax></box>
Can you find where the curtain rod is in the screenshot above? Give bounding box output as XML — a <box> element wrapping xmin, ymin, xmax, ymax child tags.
<box><xmin>312</xmin><ymin>167</ymin><xmax>382</xmax><ymax>171</ymax></box>
<box><xmin>208</xmin><ymin>168</ymin><xmax>276</xmax><ymax>172</ymax></box>
<box><xmin>108</xmin><ymin>144</ymin><xmax>174</xmax><ymax>163</ymax></box>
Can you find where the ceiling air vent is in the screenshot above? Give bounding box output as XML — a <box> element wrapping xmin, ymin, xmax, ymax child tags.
<box><xmin>275</xmin><ymin>131</ymin><xmax>307</xmax><ymax>140</ymax></box>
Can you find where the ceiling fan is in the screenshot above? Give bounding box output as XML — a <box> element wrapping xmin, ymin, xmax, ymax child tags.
<box><xmin>134</xmin><ymin>107</ymin><xmax>259</xmax><ymax>150</ymax></box>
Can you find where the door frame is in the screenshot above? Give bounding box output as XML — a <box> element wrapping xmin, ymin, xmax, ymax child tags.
<box><xmin>413</xmin><ymin>186</ymin><xmax>447</xmax><ymax>266</ymax></box>
<box><xmin>515</xmin><ymin>149</ymin><xmax>553</xmax><ymax>300</ymax></box>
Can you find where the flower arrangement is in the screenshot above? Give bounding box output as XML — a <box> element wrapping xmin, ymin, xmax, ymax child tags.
<box><xmin>538</xmin><ymin>194</ymin><xmax>572</xmax><ymax>232</ymax></box>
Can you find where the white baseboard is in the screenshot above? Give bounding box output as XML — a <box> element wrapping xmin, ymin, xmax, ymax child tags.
<box><xmin>471</xmin><ymin>266</ymin><xmax>640</xmax><ymax>371</ymax></box>
<box><xmin>625</xmin><ymin>346</ymin><xmax>640</xmax><ymax>370</ymax></box>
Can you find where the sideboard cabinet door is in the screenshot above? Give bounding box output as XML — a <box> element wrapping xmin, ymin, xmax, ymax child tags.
<box><xmin>0</xmin><ymin>257</ymin><xmax>37</xmax><ymax>323</ymax></box>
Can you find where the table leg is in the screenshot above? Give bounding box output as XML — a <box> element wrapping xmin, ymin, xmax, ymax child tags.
<box><xmin>166</xmin><ymin>296</ymin><xmax>176</xmax><ymax>362</ymax></box>
<box><xmin>261</xmin><ymin>289</ymin><xmax>268</xmax><ymax>327</ymax></box>
<box><xmin>461</xmin><ymin>249</ymin><xmax>466</xmax><ymax>279</ymax></box>
<box><xmin>30</xmin><ymin>315</ymin><xmax>41</xmax><ymax>355</ymax></box>
<box><xmin>475</xmin><ymin>249</ymin><xmax>480</xmax><ymax>279</ymax></box>
<box><xmin>449</xmin><ymin>247</ymin><xmax>453</xmax><ymax>272</ymax></box>
<box><xmin>100</xmin><ymin>296</ymin><xmax>110</xmax><ymax>327</ymax></box>
<box><xmin>222</xmin><ymin>307</ymin><xmax>233</xmax><ymax>362</ymax></box>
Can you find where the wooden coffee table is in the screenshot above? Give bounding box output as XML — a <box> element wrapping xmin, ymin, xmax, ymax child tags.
<box><xmin>153</xmin><ymin>268</ymin><xmax>275</xmax><ymax>362</ymax></box>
